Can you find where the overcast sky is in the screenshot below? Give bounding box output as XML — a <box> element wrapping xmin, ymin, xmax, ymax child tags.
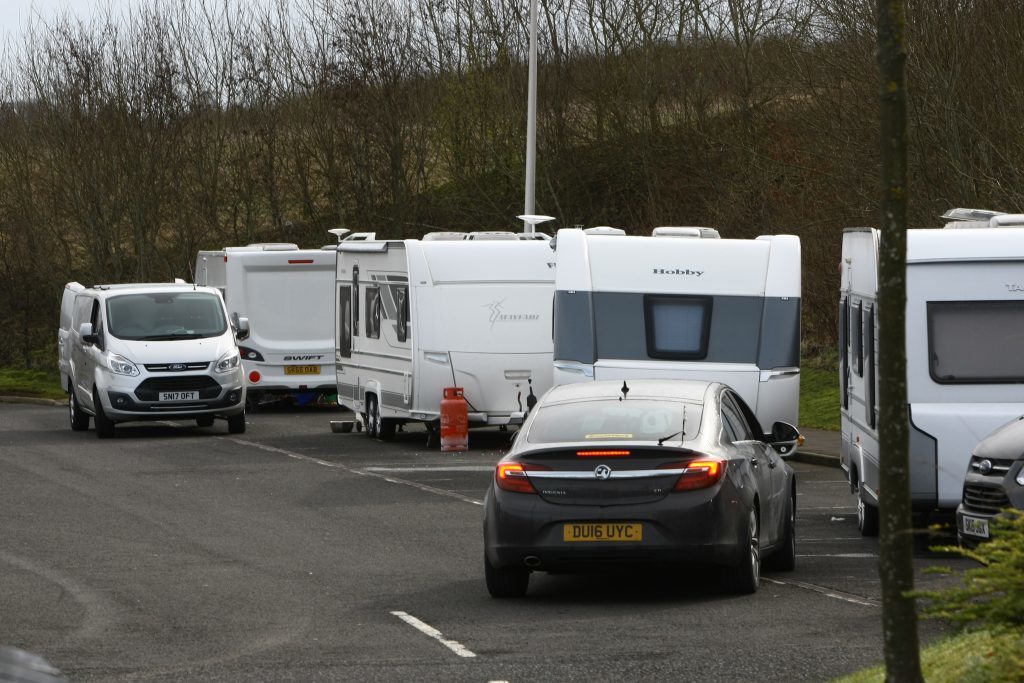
<box><xmin>1</xmin><ymin>1</ymin><xmax>118</xmax><ymax>39</ymax></box>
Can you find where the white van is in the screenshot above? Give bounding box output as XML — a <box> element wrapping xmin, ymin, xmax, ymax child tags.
<box><xmin>195</xmin><ymin>244</ymin><xmax>337</xmax><ymax>405</ymax></box>
<box><xmin>551</xmin><ymin>227</ymin><xmax>801</xmax><ymax>431</ymax></box>
<box><xmin>58</xmin><ymin>281</ymin><xmax>85</xmax><ymax>391</ymax></box>
<box><xmin>60</xmin><ymin>282</ymin><xmax>249</xmax><ymax>437</ymax></box>
<box><xmin>335</xmin><ymin>238</ymin><xmax>555</xmax><ymax>440</ymax></box>
<box><xmin>839</xmin><ymin>214</ymin><xmax>1024</xmax><ymax>534</ymax></box>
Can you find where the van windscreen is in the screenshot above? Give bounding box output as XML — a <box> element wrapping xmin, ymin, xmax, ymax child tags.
<box><xmin>106</xmin><ymin>292</ymin><xmax>227</xmax><ymax>340</ymax></box>
<box><xmin>927</xmin><ymin>300</ymin><xmax>1024</xmax><ymax>383</ymax></box>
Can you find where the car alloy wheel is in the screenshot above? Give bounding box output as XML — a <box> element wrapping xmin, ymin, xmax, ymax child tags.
<box><xmin>724</xmin><ymin>507</ymin><xmax>760</xmax><ymax>594</ymax></box>
<box><xmin>766</xmin><ymin>493</ymin><xmax>796</xmax><ymax>572</ymax></box>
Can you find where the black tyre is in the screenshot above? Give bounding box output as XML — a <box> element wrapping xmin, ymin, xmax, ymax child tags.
<box><xmin>857</xmin><ymin>486</ymin><xmax>879</xmax><ymax>537</ymax></box>
<box><xmin>196</xmin><ymin>416</ymin><xmax>215</xmax><ymax>427</ymax></box>
<box><xmin>366</xmin><ymin>395</ymin><xmax>380</xmax><ymax>439</ymax></box>
<box><xmin>93</xmin><ymin>396</ymin><xmax>115</xmax><ymax>439</ymax></box>
<box><xmin>227</xmin><ymin>412</ymin><xmax>246</xmax><ymax>434</ymax></box>
<box><xmin>765</xmin><ymin>492</ymin><xmax>796</xmax><ymax>572</ymax></box>
<box><xmin>379</xmin><ymin>418</ymin><xmax>397</xmax><ymax>441</ymax></box>
<box><xmin>484</xmin><ymin>554</ymin><xmax>529</xmax><ymax>598</ymax></box>
<box><xmin>723</xmin><ymin>507</ymin><xmax>760</xmax><ymax>594</ymax></box>
<box><xmin>69</xmin><ymin>389</ymin><xmax>90</xmax><ymax>432</ymax></box>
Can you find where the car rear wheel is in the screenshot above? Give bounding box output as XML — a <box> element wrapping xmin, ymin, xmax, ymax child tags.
<box><xmin>484</xmin><ymin>554</ymin><xmax>529</xmax><ymax>598</ymax></box>
<box><xmin>227</xmin><ymin>412</ymin><xmax>246</xmax><ymax>434</ymax></box>
<box><xmin>69</xmin><ymin>389</ymin><xmax>90</xmax><ymax>431</ymax></box>
<box><xmin>723</xmin><ymin>508</ymin><xmax>760</xmax><ymax>594</ymax></box>
<box><xmin>196</xmin><ymin>416</ymin><xmax>215</xmax><ymax>427</ymax></box>
<box><xmin>857</xmin><ymin>487</ymin><xmax>879</xmax><ymax>537</ymax></box>
<box><xmin>765</xmin><ymin>492</ymin><xmax>796</xmax><ymax>572</ymax></box>
<box><xmin>93</xmin><ymin>395</ymin><xmax>115</xmax><ymax>439</ymax></box>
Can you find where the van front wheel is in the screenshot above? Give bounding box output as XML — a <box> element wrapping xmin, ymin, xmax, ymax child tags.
<box><xmin>93</xmin><ymin>395</ymin><xmax>115</xmax><ymax>439</ymax></box>
<box><xmin>227</xmin><ymin>412</ymin><xmax>246</xmax><ymax>434</ymax></box>
<box><xmin>69</xmin><ymin>390</ymin><xmax>90</xmax><ymax>431</ymax></box>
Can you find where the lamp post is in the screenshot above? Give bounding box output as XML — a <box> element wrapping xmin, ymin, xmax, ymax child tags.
<box><xmin>523</xmin><ymin>0</ymin><xmax>539</xmax><ymax>233</ymax></box>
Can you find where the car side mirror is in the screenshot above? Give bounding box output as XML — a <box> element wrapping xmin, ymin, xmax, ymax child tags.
<box><xmin>231</xmin><ymin>313</ymin><xmax>250</xmax><ymax>341</ymax></box>
<box><xmin>768</xmin><ymin>421</ymin><xmax>804</xmax><ymax>456</ymax></box>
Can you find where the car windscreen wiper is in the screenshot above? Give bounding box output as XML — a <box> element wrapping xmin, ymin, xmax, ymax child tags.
<box><xmin>657</xmin><ymin>405</ymin><xmax>688</xmax><ymax>446</ymax></box>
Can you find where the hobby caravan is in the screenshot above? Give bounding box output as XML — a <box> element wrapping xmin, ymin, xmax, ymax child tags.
<box><xmin>195</xmin><ymin>243</ymin><xmax>337</xmax><ymax>403</ymax></box>
<box><xmin>552</xmin><ymin>228</ymin><xmax>801</xmax><ymax>430</ymax></box>
<box><xmin>334</xmin><ymin>239</ymin><xmax>555</xmax><ymax>440</ymax></box>
<box><xmin>839</xmin><ymin>214</ymin><xmax>1024</xmax><ymax>534</ymax></box>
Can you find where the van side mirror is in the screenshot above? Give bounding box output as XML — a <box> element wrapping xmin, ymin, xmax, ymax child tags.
<box><xmin>79</xmin><ymin>322</ymin><xmax>99</xmax><ymax>346</ymax></box>
<box><xmin>231</xmin><ymin>313</ymin><xmax>250</xmax><ymax>341</ymax></box>
<box><xmin>768</xmin><ymin>421</ymin><xmax>804</xmax><ymax>456</ymax></box>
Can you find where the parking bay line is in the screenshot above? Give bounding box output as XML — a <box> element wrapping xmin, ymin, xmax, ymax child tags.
<box><xmin>391</xmin><ymin>611</ymin><xmax>477</xmax><ymax>658</ymax></box>
<box><xmin>762</xmin><ymin>578</ymin><xmax>880</xmax><ymax>607</ymax></box>
<box><xmin>224</xmin><ymin>438</ymin><xmax>485</xmax><ymax>506</ymax></box>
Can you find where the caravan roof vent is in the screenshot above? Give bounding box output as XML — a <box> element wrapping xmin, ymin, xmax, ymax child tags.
<box><xmin>941</xmin><ymin>208</ymin><xmax>1004</xmax><ymax>223</ymax></box>
<box><xmin>988</xmin><ymin>213</ymin><xmax>1024</xmax><ymax>228</ymax></box>
<box><xmin>245</xmin><ymin>243</ymin><xmax>299</xmax><ymax>251</ymax></box>
<box><xmin>423</xmin><ymin>231</ymin><xmax>466</xmax><ymax>241</ymax></box>
<box><xmin>652</xmin><ymin>226</ymin><xmax>721</xmax><ymax>239</ymax></box>
<box><xmin>343</xmin><ymin>232</ymin><xmax>377</xmax><ymax>241</ymax></box>
<box><xmin>584</xmin><ymin>226</ymin><xmax>626</xmax><ymax>236</ymax></box>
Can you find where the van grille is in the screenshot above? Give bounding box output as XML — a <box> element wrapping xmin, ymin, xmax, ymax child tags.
<box><xmin>962</xmin><ymin>483</ymin><xmax>1010</xmax><ymax>515</ymax></box>
<box><xmin>134</xmin><ymin>376</ymin><xmax>222</xmax><ymax>401</ymax></box>
<box><xmin>144</xmin><ymin>362</ymin><xmax>210</xmax><ymax>372</ymax></box>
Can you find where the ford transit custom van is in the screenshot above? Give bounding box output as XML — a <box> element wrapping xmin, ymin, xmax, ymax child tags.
<box><xmin>61</xmin><ymin>282</ymin><xmax>249</xmax><ymax>438</ymax></box>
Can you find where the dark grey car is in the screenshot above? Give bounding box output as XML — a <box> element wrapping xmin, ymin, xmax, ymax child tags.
<box><xmin>956</xmin><ymin>416</ymin><xmax>1024</xmax><ymax>546</ymax></box>
<box><xmin>483</xmin><ymin>379</ymin><xmax>801</xmax><ymax>598</ymax></box>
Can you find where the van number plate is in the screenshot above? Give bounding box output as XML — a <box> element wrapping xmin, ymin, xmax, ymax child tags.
<box><xmin>160</xmin><ymin>391</ymin><xmax>198</xmax><ymax>402</ymax></box>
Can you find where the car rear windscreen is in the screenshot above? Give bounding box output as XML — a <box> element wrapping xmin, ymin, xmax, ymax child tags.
<box><xmin>527</xmin><ymin>399</ymin><xmax>703</xmax><ymax>444</ymax></box>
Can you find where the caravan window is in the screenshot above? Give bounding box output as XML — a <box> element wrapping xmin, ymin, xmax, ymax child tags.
<box><xmin>338</xmin><ymin>285</ymin><xmax>352</xmax><ymax>357</ymax></box>
<box><xmin>852</xmin><ymin>302</ymin><xmax>863</xmax><ymax>377</ymax></box>
<box><xmin>643</xmin><ymin>295</ymin><xmax>712</xmax><ymax>359</ymax></box>
<box><xmin>395</xmin><ymin>286</ymin><xmax>409</xmax><ymax>343</ymax></box>
<box><xmin>866</xmin><ymin>304</ymin><xmax>876</xmax><ymax>428</ymax></box>
<box><xmin>839</xmin><ymin>298</ymin><xmax>849</xmax><ymax>410</ymax></box>
<box><xmin>366</xmin><ymin>287</ymin><xmax>381</xmax><ymax>339</ymax></box>
<box><xmin>927</xmin><ymin>301</ymin><xmax>1024</xmax><ymax>383</ymax></box>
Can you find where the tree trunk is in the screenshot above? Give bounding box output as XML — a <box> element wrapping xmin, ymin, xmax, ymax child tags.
<box><xmin>876</xmin><ymin>1</ymin><xmax>923</xmax><ymax>681</ymax></box>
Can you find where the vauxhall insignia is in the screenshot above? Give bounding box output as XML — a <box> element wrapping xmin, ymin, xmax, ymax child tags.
<box><xmin>594</xmin><ymin>465</ymin><xmax>612</xmax><ymax>480</ymax></box>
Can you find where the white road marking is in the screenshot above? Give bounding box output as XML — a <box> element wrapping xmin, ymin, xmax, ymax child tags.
<box><xmin>391</xmin><ymin>611</ymin><xmax>477</xmax><ymax>658</ymax></box>
<box><xmin>224</xmin><ymin>438</ymin><xmax>484</xmax><ymax>506</ymax></box>
<box><xmin>762</xmin><ymin>578</ymin><xmax>880</xmax><ymax>607</ymax></box>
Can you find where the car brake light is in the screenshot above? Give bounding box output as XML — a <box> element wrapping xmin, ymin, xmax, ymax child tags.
<box><xmin>495</xmin><ymin>462</ymin><xmax>550</xmax><ymax>494</ymax></box>
<box><xmin>659</xmin><ymin>457</ymin><xmax>726</xmax><ymax>491</ymax></box>
<box><xmin>576</xmin><ymin>450</ymin><xmax>631</xmax><ymax>457</ymax></box>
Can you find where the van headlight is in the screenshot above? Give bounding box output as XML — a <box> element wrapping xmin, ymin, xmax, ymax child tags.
<box><xmin>215</xmin><ymin>350</ymin><xmax>241</xmax><ymax>374</ymax></box>
<box><xmin>108</xmin><ymin>354</ymin><xmax>140</xmax><ymax>377</ymax></box>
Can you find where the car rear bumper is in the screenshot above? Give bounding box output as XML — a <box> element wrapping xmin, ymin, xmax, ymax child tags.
<box><xmin>484</xmin><ymin>483</ymin><xmax>751</xmax><ymax>571</ymax></box>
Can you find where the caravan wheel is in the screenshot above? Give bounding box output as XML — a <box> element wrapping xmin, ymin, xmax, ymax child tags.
<box><xmin>366</xmin><ymin>395</ymin><xmax>381</xmax><ymax>439</ymax></box>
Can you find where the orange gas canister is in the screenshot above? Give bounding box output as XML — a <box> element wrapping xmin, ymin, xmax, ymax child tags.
<box><xmin>440</xmin><ymin>387</ymin><xmax>468</xmax><ymax>452</ymax></box>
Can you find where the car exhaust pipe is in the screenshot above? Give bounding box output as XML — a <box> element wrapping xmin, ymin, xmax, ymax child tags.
<box><xmin>523</xmin><ymin>556</ymin><xmax>542</xmax><ymax>568</ymax></box>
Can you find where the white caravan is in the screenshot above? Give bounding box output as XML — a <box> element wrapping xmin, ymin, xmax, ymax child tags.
<box><xmin>334</xmin><ymin>238</ymin><xmax>555</xmax><ymax>440</ymax></box>
<box><xmin>195</xmin><ymin>244</ymin><xmax>337</xmax><ymax>404</ymax></box>
<box><xmin>59</xmin><ymin>281</ymin><xmax>248</xmax><ymax>437</ymax></box>
<box><xmin>839</xmin><ymin>214</ymin><xmax>1024</xmax><ymax>534</ymax></box>
<box><xmin>551</xmin><ymin>228</ymin><xmax>801</xmax><ymax>431</ymax></box>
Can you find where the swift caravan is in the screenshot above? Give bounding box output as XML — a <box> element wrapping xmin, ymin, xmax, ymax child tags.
<box><xmin>552</xmin><ymin>228</ymin><xmax>801</xmax><ymax>430</ymax></box>
<box><xmin>839</xmin><ymin>213</ymin><xmax>1024</xmax><ymax>534</ymax></box>
<box><xmin>334</xmin><ymin>238</ymin><xmax>555</xmax><ymax>440</ymax></box>
<box><xmin>195</xmin><ymin>244</ymin><xmax>337</xmax><ymax>404</ymax></box>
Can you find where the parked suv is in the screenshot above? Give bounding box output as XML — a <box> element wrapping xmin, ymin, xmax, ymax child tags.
<box><xmin>956</xmin><ymin>416</ymin><xmax>1024</xmax><ymax>545</ymax></box>
<box><xmin>60</xmin><ymin>282</ymin><xmax>249</xmax><ymax>438</ymax></box>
